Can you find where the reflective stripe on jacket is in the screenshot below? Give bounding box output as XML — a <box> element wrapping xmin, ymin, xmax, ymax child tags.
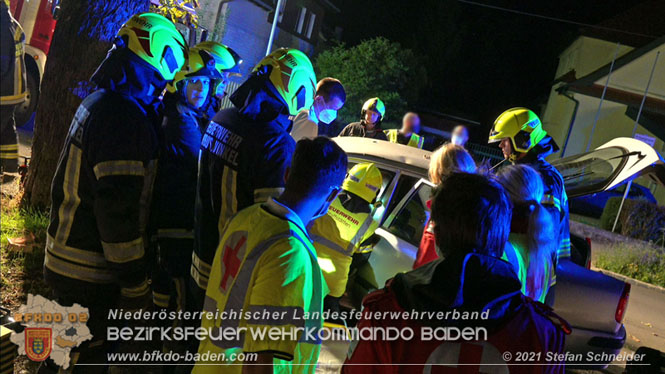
<box><xmin>310</xmin><ymin>198</ymin><xmax>379</xmax><ymax>297</ymax></box>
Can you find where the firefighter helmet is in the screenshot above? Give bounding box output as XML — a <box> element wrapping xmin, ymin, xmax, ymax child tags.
<box><xmin>253</xmin><ymin>48</ymin><xmax>316</xmax><ymax>116</ymax></box>
<box><xmin>168</xmin><ymin>41</ymin><xmax>241</xmax><ymax>93</ymax></box>
<box><xmin>197</xmin><ymin>41</ymin><xmax>243</xmax><ymax>75</ymax></box>
<box><xmin>117</xmin><ymin>13</ymin><xmax>187</xmax><ymax>81</ymax></box>
<box><xmin>361</xmin><ymin>97</ymin><xmax>386</xmax><ymax>121</ymax></box>
<box><xmin>489</xmin><ymin>107</ymin><xmax>548</xmax><ymax>154</ymax></box>
<box><xmin>343</xmin><ymin>163</ymin><xmax>383</xmax><ymax>203</ymax></box>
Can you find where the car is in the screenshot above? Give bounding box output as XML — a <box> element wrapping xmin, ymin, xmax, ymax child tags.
<box><xmin>319</xmin><ymin>136</ymin><xmax>665</xmax><ymax>370</ymax></box>
<box><xmin>568</xmin><ymin>182</ymin><xmax>656</xmax><ymax>219</ymax></box>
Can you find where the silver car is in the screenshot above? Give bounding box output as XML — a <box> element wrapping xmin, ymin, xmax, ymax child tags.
<box><xmin>318</xmin><ymin>136</ymin><xmax>664</xmax><ymax>370</ymax></box>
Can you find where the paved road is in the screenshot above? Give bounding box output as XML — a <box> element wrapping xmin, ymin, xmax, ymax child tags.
<box><xmin>621</xmin><ymin>278</ymin><xmax>665</xmax><ymax>352</ymax></box>
<box><xmin>586</xmin><ymin>239</ymin><xmax>665</xmax><ymax>353</ymax></box>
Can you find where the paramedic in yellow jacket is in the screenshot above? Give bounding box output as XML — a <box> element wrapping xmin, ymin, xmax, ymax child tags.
<box><xmin>194</xmin><ymin>137</ymin><xmax>348</xmax><ymax>373</ymax></box>
<box><xmin>310</xmin><ymin>163</ymin><xmax>383</xmax><ymax>310</ymax></box>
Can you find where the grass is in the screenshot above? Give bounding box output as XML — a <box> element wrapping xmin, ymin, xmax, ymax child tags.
<box><xmin>594</xmin><ymin>244</ymin><xmax>665</xmax><ymax>288</ymax></box>
<box><xmin>1</xmin><ymin>185</ymin><xmax>52</xmax><ymax>311</ymax></box>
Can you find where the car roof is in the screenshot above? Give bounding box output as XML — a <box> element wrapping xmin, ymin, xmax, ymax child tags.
<box><xmin>332</xmin><ymin>136</ymin><xmax>431</xmax><ymax>174</ymax></box>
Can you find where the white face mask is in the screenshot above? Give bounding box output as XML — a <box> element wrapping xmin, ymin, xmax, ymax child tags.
<box><xmin>318</xmin><ymin>108</ymin><xmax>337</xmax><ymax>125</ymax></box>
<box><xmin>451</xmin><ymin>134</ymin><xmax>465</xmax><ymax>146</ymax></box>
<box><xmin>311</xmin><ymin>98</ymin><xmax>338</xmax><ymax>125</ymax></box>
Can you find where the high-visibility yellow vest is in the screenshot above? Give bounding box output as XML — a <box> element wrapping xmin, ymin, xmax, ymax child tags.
<box><xmin>385</xmin><ymin>129</ymin><xmax>424</xmax><ymax>149</ymax></box>
<box><xmin>194</xmin><ymin>199</ymin><xmax>324</xmax><ymax>374</ymax></box>
<box><xmin>310</xmin><ymin>198</ymin><xmax>379</xmax><ymax>297</ymax></box>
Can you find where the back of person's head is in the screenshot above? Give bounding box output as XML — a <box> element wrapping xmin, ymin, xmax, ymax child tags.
<box><xmin>286</xmin><ymin>137</ymin><xmax>348</xmax><ymax>197</ymax></box>
<box><xmin>496</xmin><ymin>164</ymin><xmax>558</xmax><ymax>298</ymax></box>
<box><xmin>429</xmin><ymin>144</ymin><xmax>476</xmax><ymax>185</ymax></box>
<box><xmin>316</xmin><ymin>77</ymin><xmax>346</xmax><ymax>104</ymax></box>
<box><xmin>430</xmin><ymin>173</ymin><xmax>511</xmax><ymax>258</ymax></box>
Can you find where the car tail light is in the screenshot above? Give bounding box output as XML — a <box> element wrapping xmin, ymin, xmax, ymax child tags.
<box><xmin>615</xmin><ymin>282</ymin><xmax>631</xmax><ymax>324</ymax></box>
<box><xmin>585</xmin><ymin>237</ymin><xmax>592</xmax><ymax>269</ymax></box>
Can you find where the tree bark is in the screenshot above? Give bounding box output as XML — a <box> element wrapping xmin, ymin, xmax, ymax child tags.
<box><xmin>22</xmin><ymin>0</ymin><xmax>149</xmax><ymax>209</ymax></box>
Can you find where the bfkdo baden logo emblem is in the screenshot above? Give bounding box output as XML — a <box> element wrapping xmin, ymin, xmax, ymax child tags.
<box><xmin>25</xmin><ymin>327</ymin><xmax>52</xmax><ymax>361</ymax></box>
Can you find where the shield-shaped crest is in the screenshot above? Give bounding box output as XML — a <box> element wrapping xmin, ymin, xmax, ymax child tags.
<box><xmin>25</xmin><ymin>327</ymin><xmax>52</xmax><ymax>361</ymax></box>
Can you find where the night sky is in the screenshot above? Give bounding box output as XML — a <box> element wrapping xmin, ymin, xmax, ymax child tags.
<box><xmin>330</xmin><ymin>0</ymin><xmax>662</xmax><ymax>135</ymax></box>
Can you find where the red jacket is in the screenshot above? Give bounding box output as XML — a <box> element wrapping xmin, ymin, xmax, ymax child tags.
<box><xmin>344</xmin><ymin>253</ymin><xmax>569</xmax><ymax>373</ymax></box>
<box><xmin>414</xmin><ymin>200</ymin><xmax>438</xmax><ymax>268</ymax></box>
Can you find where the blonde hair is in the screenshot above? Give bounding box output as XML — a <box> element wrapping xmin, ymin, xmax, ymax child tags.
<box><xmin>496</xmin><ymin>164</ymin><xmax>557</xmax><ymax>300</ymax></box>
<box><xmin>428</xmin><ymin>144</ymin><xmax>476</xmax><ymax>185</ymax></box>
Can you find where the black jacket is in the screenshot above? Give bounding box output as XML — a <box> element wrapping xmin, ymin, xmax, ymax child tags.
<box><xmin>390</xmin><ymin>253</ymin><xmax>525</xmax><ymax>330</ymax></box>
<box><xmin>190</xmin><ymin>73</ymin><xmax>295</xmax><ymax>302</ymax></box>
<box><xmin>339</xmin><ymin>121</ymin><xmax>388</xmax><ymax>141</ymax></box>
<box><xmin>45</xmin><ymin>48</ymin><xmax>164</xmax><ymax>300</ymax></box>
<box><xmin>517</xmin><ymin>135</ymin><xmax>571</xmax><ymax>261</ymax></box>
<box><xmin>1</xmin><ymin>2</ymin><xmax>26</xmax><ymax>105</ymax></box>
<box><xmin>150</xmin><ymin>92</ymin><xmax>206</xmax><ymax>239</ymax></box>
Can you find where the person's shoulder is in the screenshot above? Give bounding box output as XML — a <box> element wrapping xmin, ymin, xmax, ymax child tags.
<box><xmin>259</xmin><ymin>229</ymin><xmax>312</xmax><ymax>268</ymax></box>
<box><xmin>84</xmin><ymin>90</ymin><xmax>144</xmax><ymax>118</ymax></box>
<box><xmin>259</xmin><ymin>128</ymin><xmax>296</xmax><ymax>156</ymax></box>
<box><xmin>82</xmin><ymin>90</ymin><xmax>150</xmax><ymax>136</ymax></box>
<box><xmin>340</xmin><ymin>122</ymin><xmax>361</xmax><ymax>135</ymax></box>
<box><xmin>211</xmin><ymin>108</ymin><xmax>240</xmax><ymax>127</ymax></box>
<box><xmin>361</xmin><ymin>285</ymin><xmax>401</xmax><ymax>313</ymax></box>
<box><xmin>293</xmin><ymin>109</ymin><xmax>310</xmax><ymax>121</ymax></box>
<box><xmin>534</xmin><ymin>159</ymin><xmax>564</xmax><ymax>190</ymax></box>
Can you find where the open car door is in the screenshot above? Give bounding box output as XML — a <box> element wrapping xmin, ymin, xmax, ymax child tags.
<box><xmin>366</xmin><ymin>178</ymin><xmax>434</xmax><ymax>294</ymax></box>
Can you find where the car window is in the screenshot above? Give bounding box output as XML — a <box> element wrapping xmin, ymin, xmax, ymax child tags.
<box><xmin>552</xmin><ymin>146</ymin><xmax>629</xmax><ymax>197</ymax></box>
<box><xmin>385</xmin><ymin>174</ymin><xmax>420</xmax><ymax>218</ymax></box>
<box><xmin>387</xmin><ymin>183</ymin><xmax>433</xmax><ymax>247</ymax></box>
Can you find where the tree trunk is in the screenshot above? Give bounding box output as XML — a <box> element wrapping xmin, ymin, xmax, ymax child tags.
<box><xmin>21</xmin><ymin>0</ymin><xmax>149</xmax><ymax>209</ymax></box>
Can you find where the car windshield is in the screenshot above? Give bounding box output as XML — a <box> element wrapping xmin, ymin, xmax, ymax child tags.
<box><xmin>552</xmin><ymin>146</ymin><xmax>629</xmax><ymax>197</ymax></box>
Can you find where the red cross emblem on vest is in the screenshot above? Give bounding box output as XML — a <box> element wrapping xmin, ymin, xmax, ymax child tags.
<box><xmin>219</xmin><ymin>231</ymin><xmax>248</xmax><ymax>293</ymax></box>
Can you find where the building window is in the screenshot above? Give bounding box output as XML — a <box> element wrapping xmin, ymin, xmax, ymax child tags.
<box><xmin>306</xmin><ymin>12</ymin><xmax>316</xmax><ymax>39</ymax></box>
<box><xmin>296</xmin><ymin>7</ymin><xmax>307</xmax><ymax>34</ymax></box>
<box><xmin>277</xmin><ymin>0</ymin><xmax>286</xmax><ymax>23</ymax></box>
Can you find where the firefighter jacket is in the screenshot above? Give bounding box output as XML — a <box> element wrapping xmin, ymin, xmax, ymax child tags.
<box><xmin>1</xmin><ymin>2</ymin><xmax>26</xmax><ymax>105</ymax></box>
<box><xmin>516</xmin><ymin>135</ymin><xmax>571</xmax><ymax>261</ymax></box>
<box><xmin>45</xmin><ymin>50</ymin><xmax>164</xmax><ymax>301</ymax></box>
<box><xmin>310</xmin><ymin>193</ymin><xmax>379</xmax><ymax>297</ymax></box>
<box><xmin>384</xmin><ymin>129</ymin><xmax>424</xmax><ymax>148</ymax></box>
<box><xmin>344</xmin><ymin>252</ymin><xmax>569</xmax><ymax>373</ymax></box>
<box><xmin>191</xmin><ymin>74</ymin><xmax>295</xmax><ymax>301</ymax></box>
<box><xmin>339</xmin><ymin>121</ymin><xmax>388</xmax><ymax>141</ymax></box>
<box><xmin>150</xmin><ymin>92</ymin><xmax>206</xmax><ymax>243</ymax></box>
<box><xmin>194</xmin><ymin>198</ymin><xmax>325</xmax><ymax>373</ymax></box>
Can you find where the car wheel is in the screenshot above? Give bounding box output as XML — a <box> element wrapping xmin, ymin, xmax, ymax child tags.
<box><xmin>14</xmin><ymin>70</ymin><xmax>39</xmax><ymax>128</ymax></box>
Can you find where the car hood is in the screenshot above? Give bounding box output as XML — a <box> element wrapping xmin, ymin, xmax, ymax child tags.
<box><xmin>552</xmin><ymin>137</ymin><xmax>665</xmax><ymax>198</ymax></box>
